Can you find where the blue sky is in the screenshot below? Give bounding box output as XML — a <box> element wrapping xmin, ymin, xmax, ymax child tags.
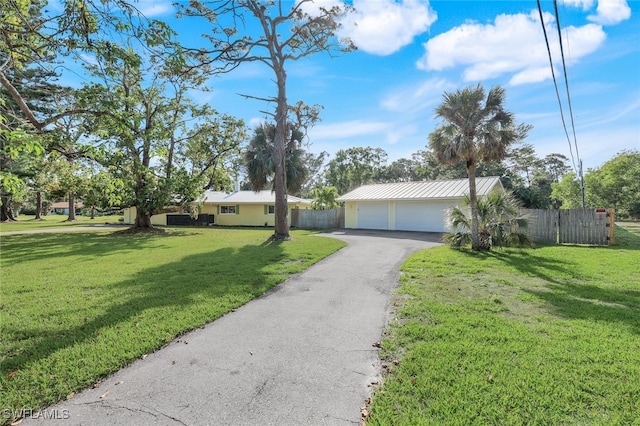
<box><xmin>81</xmin><ymin>1</ymin><xmax>640</xmax><ymax>172</ymax></box>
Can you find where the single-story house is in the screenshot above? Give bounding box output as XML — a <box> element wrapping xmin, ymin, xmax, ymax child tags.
<box><xmin>336</xmin><ymin>176</ymin><xmax>503</xmax><ymax>233</ymax></box>
<box><xmin>50</xmin><ymin>201</ymin><xmax>84</xmax><ymax>215</ymax></box>
<box><xmin>122</xmin><ymin>190</ymin><xmax>312</xmax><ymax>226</ymax></box>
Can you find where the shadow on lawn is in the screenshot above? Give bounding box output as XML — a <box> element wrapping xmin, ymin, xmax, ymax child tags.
<box><xmin>523</xmin><ymin>283</ymin><xmax>640</xmax><ymax>333</ymax></box>
<box><xmin>473</xmin><ymin>249</ymin><xmax>575</xmax><ymax>285</ymax></box>
<box><xmin>1</xmin><ymin>240</ymin><xmax>287</xmax><ymax>377</ymax></box>
<box><xmin>0</xmin><ymin>231</ymin><xmax>190</xmax><ymax>266</ymax></box>
<box><xmin>469</xmin><ymin>244</ymin><xmax>640</xmax><ymax>334</ymax></box>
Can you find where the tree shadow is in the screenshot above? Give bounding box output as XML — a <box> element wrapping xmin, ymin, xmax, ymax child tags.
<box><xmin>1</xmin><ymin>241</ymin><xmax>286</xmax><ymax>376</ymax></box>
<box><xmin>468</xmin><ymin>249</ymin><xmax>576</xmax><ymax>285</ymax></box>
<box><xmin>0</xmin><ymin>231</ymin><xmax>193</xmax><ymax>266</ymax></box>
<box><xmin>458</xmin><ymin>245</ymin><xmax>640</xmax><ymax>334</ymax></box>
<box><xmin>523</xmin><ymin>282</ymin><xmax>640</xmax><ymax>333</ymax></box>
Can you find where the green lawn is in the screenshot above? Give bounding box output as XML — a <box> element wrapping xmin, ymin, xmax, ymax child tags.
<box><xmin>0</xmin><ymin>228</ymin><xmax>345</xmax><ymax>422</ymax></box>
<box><xmin>367</xmin><ymin>224</ymin><xmax>640</xmax><ymax>425</ymax></box>
<box><xmin>0</xmin><ymin>214</ymin><xmax>123</xmax><ymax>232</ymax></box>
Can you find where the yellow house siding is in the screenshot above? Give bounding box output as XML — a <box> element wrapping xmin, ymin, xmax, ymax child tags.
<box><xmin>151</xmin><ymin>214</ymin><xmax>166</xmax><ymax>226</ymax></box>
<box><xmin>215</xmin><ymin>204</ymin><xmax>266</xmax><ymax>226</ymax></box>
<box><xmin>125</xmin><ymin>201</ymin><xmax>310</xmax><ymax>227</ymax></box>
<box><xmin>200</xmin><ymin>204</ymin><xmax>217</xmax><ymax>215</ymax></box>
<box><xmin>121</xmin><ymin>207</ymin><xmax>167</xmax><ymax>225</ymax></box>
<box><xmin>123</xmin><ymin>207</ymin><xmax>134</xmax><ymax>225</ymax></box>
<box><xmin>344</xmin><ymin>202</ymin><xmax>357</xmax><ymax>228</ymax></box>
<box><xmin>209</xmin><ymin>203</ymin><xmax>306</xmax><ymax>226</ymax></box>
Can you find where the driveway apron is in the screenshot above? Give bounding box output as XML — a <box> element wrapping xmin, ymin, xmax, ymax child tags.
<box><xmin>26</xmin><ymin>230</ymin><xmax>440</xmax><ymax>425</ymax></box>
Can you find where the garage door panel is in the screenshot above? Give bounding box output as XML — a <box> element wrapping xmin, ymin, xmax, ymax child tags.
<box><xmin>395</xmin><ymin>201</ymin><xmax>450</xmax><ymax>232</ymax></box>
<box><xmin>357</xmin><ymin>202</ymin><xmax>389</xmax><ymax>230</ymax></box>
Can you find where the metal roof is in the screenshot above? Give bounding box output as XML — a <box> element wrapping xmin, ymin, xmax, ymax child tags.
<box><xmin>202</xmin><ymin>190</ymin><xmax>312</xmax><ymax>205</ymax></box>
<box><xmin>336</xmin><ymin>177</ymin><xmax>503</xmax><ymax>201</ymax></box>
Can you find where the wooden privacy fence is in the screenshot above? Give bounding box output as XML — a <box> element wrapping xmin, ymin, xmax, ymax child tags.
<box><xmin>522</xmin><ymin>208</ymin><xmax>615</xmax><ymax>246</ymax></box>
<box><xmin>291</xmin><ymin>207</ymin><xmax>345</xmax><ymax>230</ymax></box>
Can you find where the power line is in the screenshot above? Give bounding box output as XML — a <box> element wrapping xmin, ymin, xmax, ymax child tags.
<box><xmin>552</xmin><ymin>0</ymin><xmax>586</xmax><ymax>208</ymax></box>
<box><xmin>535</xmin><ymin>0</ymin><xmax>579</xmax><ymax>175</ymax></box>
<box><xmin>553</xmin><ymin>0</ymin><xmax>582</xmax><ymax>171</ymax></box>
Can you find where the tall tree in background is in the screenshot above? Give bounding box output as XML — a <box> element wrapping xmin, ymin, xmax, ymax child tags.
<box><xmin>551</xmin><ymin>172</ymin><xmax>582</xmax><ymax>209</ymax></box>
<box><xmin>180</xmin><ymin>0</ymin><xmax>355</xmax><ymax>239</ymax></box>
<box><xmin>182</xmin><ymin>114</ymin><xmax>247</xmax><ymax>193</ymax></box>
<box><xmin>325</xmin><ymin>146</ymin><xmax>388</xmax><ymax>194</ymax></box>
<box><xmin>78</xmin><ymin>37</ymin><xmax>228</xmax><ymax>230</ymax></box>
<box><xmin>1</xmin><ymin>0</ymin><xmax>175</xmax><ymax>222</ymax></box>
<box><xmin>585</xmin><ymin>150</ymin><xmax>640</xmax><ymax>219</ymax></box>
<box><xmin>429</xmin><ymin>84</ymin><xmax>531</xmax><ymax>251</ymax></box>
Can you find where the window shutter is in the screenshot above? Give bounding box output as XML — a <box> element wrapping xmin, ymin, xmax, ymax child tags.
<box><xmin>216</xmin><ymin>205</ymin><xmax>220</xmax><ymax>215</ymax></box>
<box><xmin>236</xmin><ymin>204</ymin><xmax>240</xmax><ymax>215</ymax></box>
<box><xmin>264</xmin><ymin>205</ymin><xmax>268</xmax><ymax>215</ymax></box>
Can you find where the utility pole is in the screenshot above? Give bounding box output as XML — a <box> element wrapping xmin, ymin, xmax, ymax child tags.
<box><xmin>579</xmin><ymin>160</ymin><xmax>586</xmax><ymax>209</ymax></box>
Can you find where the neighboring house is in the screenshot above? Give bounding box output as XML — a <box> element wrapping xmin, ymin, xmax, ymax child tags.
<box><xmin>50</xmin><ymin>201</ymin><xmax>84</xmax><ymax>215</ymax></box>
<box><xmin>122</xmin><ymin>190</ymin><xmax>312</xmax><ymax>226</ymax></box>
<box><xmin>336</xmin><ymin>176</ymin><xmax>503</xmax><ymax>233</ymax></box>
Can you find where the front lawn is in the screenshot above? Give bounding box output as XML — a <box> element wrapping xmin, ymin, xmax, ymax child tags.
<box><xmin>0</xmin><ymin>228</ymin><xmax>344</xmax><ymax>422</ymax></box>
<box><xmin>367</xmin><ymin>224</ymin><xmax>640</xmax><ymax>425</ymax></box>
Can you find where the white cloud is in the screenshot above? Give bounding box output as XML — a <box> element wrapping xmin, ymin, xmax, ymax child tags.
<box><xmin>309</xmin><ymin>120</ymin><xmax>390</xmax><ymax>140</ymax></box>
<box><xmin>381</xmin><ymin>78</ymin><xmax>453</xmax><ymax>112</ymax></box>
<box><xmin>338</xmin><ymin>0</ymin><xmax>437</xmax><ymax>56</ymax></box>
<box><xmin>588</xmin><ymin>0</ymin><xmax>631</xmax><ymax>25</ymax></box>
<box><xmin>248</xmin><ymin>117</ymin><xmax>267</xmax><ymax>129</ymax></box>
<box><xmin>417</xmin><ymin>10</ymin><xmax>606</xmax><ymax>86</ymax></box>
<box><xmin>79</xmin><ymin>54</ymin><xmax>98</xmax><ymax>66</ymax></box>
<box><xmin>136</xmin><ymin>0</ymin><xmax>174</xmax><ymax>17</ymax></box>
<box><xmin>560</xmin><ymin>0</ymin><xmax>595</xmax><ymax>10</ymax></box>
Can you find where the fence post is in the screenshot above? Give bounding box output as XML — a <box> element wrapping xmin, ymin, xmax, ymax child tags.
<box><xmin>607</xmin><ymin>209</ymin><xmax>615</xmax><ymax>245</ymax></box>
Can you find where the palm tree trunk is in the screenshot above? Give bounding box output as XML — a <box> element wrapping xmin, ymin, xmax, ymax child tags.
<box><xmin>467</xmin><ymin>162</ymin><xmax>481</xmax><ymax>251</ymax></box>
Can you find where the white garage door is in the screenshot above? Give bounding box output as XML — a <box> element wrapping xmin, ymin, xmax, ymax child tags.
<box><xmin>395</xmin><ymin>200</ymin><xmax>451</xmax><ymax>232</ymax></box>
<box><xmin>357</xmin><ymin>202</ymin><xmax>389</xmax><ymax>230</ymax></box>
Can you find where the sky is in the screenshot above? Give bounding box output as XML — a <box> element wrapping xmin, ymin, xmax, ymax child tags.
<box><xmin>77</xmin><ymin>0</ymin><xmax>640</xmax><ymax>172</ymax></box>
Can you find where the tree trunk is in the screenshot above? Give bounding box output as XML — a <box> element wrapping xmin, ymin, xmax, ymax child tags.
<box><xmin>134</xmin><ymin>208</ymin><xmax>153</xmax><ymax>228</ymax></box>
<box><xmin>35</xmin><ymin>191</ymin><xmax>43</xmax><ymax>220</ymax></box>
<box><xmin>466</xmin><ymin>162</ymin><xmax>482</xmax><ymax>251</ymax></box>
<box><xmin>90</xmin><ymin>206</ymin><xmax>96</xmax><ymax>219</ymax></box>
<box><xmin>272</xmin><ymin>61</ymin><xmax>290</xmax><ymax>240</ymax></box>
<box><xmin>67</xmin><ymin>193</ymin><xmax>77</xmax><ymax>221</ymax></box>
<box><xmin>1</xmin><ymin>194</ymin><xmax>16</xmax><ymax>221</ymax></box>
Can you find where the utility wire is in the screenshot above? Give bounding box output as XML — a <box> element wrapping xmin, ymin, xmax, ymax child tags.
<box><xmin>536</xmin><ymin>0</ymin><xmax>579</xmax><ymax>175</ymax></box>
<box><xmin>552</xmin><ymin>0</ymin><xmax>586</xmax><ymax>208</ymax></box>
<box><xmin>553</xmin><ymin>0</ymin><xmax>582</xmax><ymax>169</ymax></box>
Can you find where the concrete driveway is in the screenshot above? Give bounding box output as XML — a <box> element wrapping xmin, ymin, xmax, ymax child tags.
<box><xmin>26</xmin><ymin>230</ymin><xmax>441</xmax><ymax>425</ymax></box>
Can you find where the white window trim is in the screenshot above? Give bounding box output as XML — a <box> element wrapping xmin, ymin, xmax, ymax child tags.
<box><xmin>267</xmin><ymin>205</ymin><xmax>275</xmax><ymax>215</ymax></box>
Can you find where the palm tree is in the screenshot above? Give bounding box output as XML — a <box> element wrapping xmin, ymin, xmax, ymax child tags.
<box><xmin>311</xmin><ymin>186</ymin><xmax>340</xmax><ymax>210</ymax></box>
<box><xmin>245</xmin><ymin>123</ymin><xmax>309</xmax><ymax>196</ymax></box>
<box><xmin>429</xmin><ymin>84</ymin><xmax>530</xmax><ymax>251</ymax></box>
<box><xmin>445</xmin><ymin>189</ymin><xmax>533</xmax><ymax>249</ymax></box>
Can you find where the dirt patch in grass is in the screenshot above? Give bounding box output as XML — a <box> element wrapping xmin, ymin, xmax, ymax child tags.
<box><xmin>113</xmin><ymin>226</ymin><xmax>166</xmax><ymax>234</ymax></box>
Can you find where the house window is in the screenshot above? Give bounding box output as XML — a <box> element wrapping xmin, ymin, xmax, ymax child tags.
<box><xmin>220</xmin><ymin>205</ymin><xmax>237</xmax><ymax>214</ymax></box>
<box><xmin>267</xmin><ymin>205</ymin><xmax>275</xmax><ymax>215</ymax></box>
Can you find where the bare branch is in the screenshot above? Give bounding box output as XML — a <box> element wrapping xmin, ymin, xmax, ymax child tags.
<box><xmin>238</xmin><ymin>93</ymin><xmax>276</xmax><ymax>103</ymax></box>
